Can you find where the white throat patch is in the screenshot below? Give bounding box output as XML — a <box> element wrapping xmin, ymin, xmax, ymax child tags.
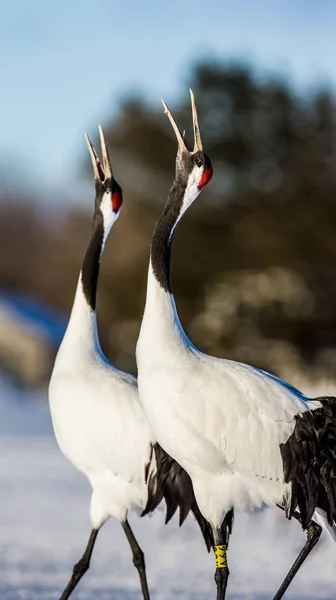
<box><xmin>100</xmin><ymin>193</ymin><xmax>119</xmax><ymax>249</ymax></box>
<box><xmin>169</xmin><ymin>170</ymin><xmax>202</xmax><ymax>239</ymax></box>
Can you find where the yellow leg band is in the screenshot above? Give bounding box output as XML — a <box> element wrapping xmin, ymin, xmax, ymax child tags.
<box><xmin>214</xmin><ymin>544</ymin><xmax>227</xmax><ymax>569</ymax></box>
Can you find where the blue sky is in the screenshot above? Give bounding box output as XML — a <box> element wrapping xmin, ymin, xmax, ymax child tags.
<box><xmin>1</xmin><ymin>0</ymin><xmax>336</xmax><ymax>201</ymax></box>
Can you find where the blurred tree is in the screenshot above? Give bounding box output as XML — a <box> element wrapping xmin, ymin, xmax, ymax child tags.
<box><xmin>2</xmin><ymin>60</ymin><xmax>336</xmax><ymax>386</ymax></box>
<box><xmin>95</xmin><ymin>61</ymin><xmax>336</xmax><ymax>380</ymax></box>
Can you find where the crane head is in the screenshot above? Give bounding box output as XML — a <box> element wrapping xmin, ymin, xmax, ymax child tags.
<box><xmin>85</xmin><ymin>126</ymin><xmax>123</xmax><ymax>224</ymax></box>
<box><xmin>161</xmin><ymin>90</ymin><xmax>213</xmax><ymax>192</ymax></box>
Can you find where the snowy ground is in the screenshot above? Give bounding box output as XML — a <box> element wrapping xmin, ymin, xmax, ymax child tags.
<box><xmin>1</xmin><ymin>376</ymin><xmax>336</xmax><ymax>600</ymax></box>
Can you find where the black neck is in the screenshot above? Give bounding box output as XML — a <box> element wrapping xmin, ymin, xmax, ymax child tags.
<box><xmin>150</xmin><ymin>178</ymin><xmax>187</xmax><ymax>292</ymax></box>
<box><xmin>81</xmin><ymin>210</ymin><xmax>104</xmax><ymax>310</ymax></box>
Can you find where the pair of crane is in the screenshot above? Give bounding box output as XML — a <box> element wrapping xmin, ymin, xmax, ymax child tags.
<box><xmin>49</xmin><ymin>92</ymin><xmax>336</xmax><ymax>600</ymax></box>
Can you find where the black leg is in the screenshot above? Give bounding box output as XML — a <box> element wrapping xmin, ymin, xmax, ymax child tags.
<box><xmin>122</xmin><ymin>519</ymin><xmax>150</xmax><ymax>600</ymax></box>
<box><xmin>212</xmin><ymin>525</ymin><xmax>230</xmax><ymax>600</ymax></box>
<box><xmin>59</xmin><ymin>528</ymin><xmax>98</xmax><ymax>600</ymax></box>
<box><xmin>273</xmin><ymin>519</ymin><xmax>322</xmax><ymax>600</ymax></box>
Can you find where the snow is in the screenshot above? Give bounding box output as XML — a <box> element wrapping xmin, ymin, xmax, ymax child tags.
<box><xmin>1</xmin><ymin>377</ymin><xmax>336</xmax><ymax>599</ymax></box>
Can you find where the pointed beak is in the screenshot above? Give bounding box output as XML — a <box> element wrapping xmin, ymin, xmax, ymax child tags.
<box><xmin>85</xmin><ymin>126</ymin><xmax>113</xmax><ymax>182</ymax></box>
<box><xmin>85</xmin><ymin>133</ymin><xmax>103</xmax><ymax>181</ymax></box>
<box><xmin>98</xmin><ymin>125</ymin><xmax>112</xmax><ymax>178</ymax></box>
<box><xmin>161</xmin><ymin>98</ymin><xmax>187</xmax><ymax>152</ymax></box>
<box><xmin>161</xmin><ymin>89</ymin><xmax>203</xmax><ymax>154</ymax></box>
<box><xmin>189</xmin><ymin>89</ymin><xmax>203</xmax><ymax>152</ymax></box>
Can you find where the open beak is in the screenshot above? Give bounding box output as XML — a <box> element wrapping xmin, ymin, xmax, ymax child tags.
<box><xmin>161</xmin><ymin>89</ymin><xmax>203</xmax><ymax>154</ymax></box>
<box><xmin>85</xmin><ymin>126</ymin><xmax>112</xmax><ymax>182</ymax></box>
<box><xmin>189</xmin><ymin>89</ymin><xmax>203</xmax><ymax>152</ymax></box>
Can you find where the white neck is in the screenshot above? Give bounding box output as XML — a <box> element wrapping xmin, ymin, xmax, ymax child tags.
<box><xmin>137</xmin><ymin>171</ymin><xmax>202</xmax><ymax>367</ymax></box>
<box><xmin>137</xmin><ymin>262</ymin><xmax>190</xmax><ymax>367</ymax></box>
<box><xmin>56</xmin><ymin>207</ymin><xmax>118</xmax><ymax>365</ymax></box>
<box><xmin>58</xmin><ymin>275</ymin><xmax>101</xmax><ymax>361</ymax></box>
<box><xmin>137</xmin><ymin>174</ymin><xmax>203</xmax><ymax>368</ymax></box>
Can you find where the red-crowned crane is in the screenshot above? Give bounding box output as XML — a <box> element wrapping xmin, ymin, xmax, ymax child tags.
<box><xmin>136</xmin><ymin>91</ymin><xmax>336</xmax><ymax>600</ymax></box>
<box><xmin>49</xmin><ymin>127</ymin><xmax>231</xmax><ymax>600</ymax></box>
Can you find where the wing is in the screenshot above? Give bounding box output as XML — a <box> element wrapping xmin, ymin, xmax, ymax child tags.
<box><xmin>52</xmin><ymin>367</ymin><xmax>154</xmax><ymax>484</ymax></box>
<box><xmin>281</xmin><ymin>395</ymin><xmax>336</xmax><ymax>528</ymax></box>
<box><xmin>88</xmin><ymin>383</ymin><xmax>153</xmax><ymax>482</ymax></box>
<box><xmin>171</xmin><ymin>358</ymin><xmax>321</xmax><ymax>485</ymax></box>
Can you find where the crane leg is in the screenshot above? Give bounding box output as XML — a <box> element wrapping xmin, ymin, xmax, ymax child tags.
<box><xmin>273</xmin><ymin>512</ymin><xmax>322</xmax><ymax>600</ymax></box>
<box><xmin>212</xmin><ymin>524</ymin><xmax>230</xmax><ymax>600</ymax></box>
<box><xmin>122</xmin><ymin>519</ymin><xmax>150</xmax><ymax>600</ymax></box>
<box><xmin>59</xmin><ymin>528</ymin><xmax>98</xmax><ymax>600</ymax></box>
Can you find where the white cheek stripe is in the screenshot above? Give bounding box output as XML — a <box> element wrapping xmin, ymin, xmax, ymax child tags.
<box><xmin>169</xmin><ymin>170</ymin><xmax>201</xmax><ymax>240</ymax></box>
<box><xmin>100</xmin><ymin>193</ymin><xmax>119</xmax><ymax>250</ymax></box>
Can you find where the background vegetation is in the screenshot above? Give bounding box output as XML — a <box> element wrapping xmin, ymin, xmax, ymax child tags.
<box><xmin>2</xmin><ymin>60</ymin><xmax>336</xmax><ymax>386</ymax></box>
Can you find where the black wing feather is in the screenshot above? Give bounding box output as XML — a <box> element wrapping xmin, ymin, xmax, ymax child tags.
<box><xmin>142</xmin><ymin>443</ymin><xmax>234</xmax><ymax>551</ymax></box>
<box><xmin>280</xmin><ymin>395</ymin><xmax>336</xmax><ymax>529</ymax></box>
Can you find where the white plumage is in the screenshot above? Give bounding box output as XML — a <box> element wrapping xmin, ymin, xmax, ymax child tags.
<box><xmin>48</xmin><ymin>129</ymin><xmax>156</xmax><ymax>600</ymax></box>
<box><xmin>137</xmin><ymin>269</ymin><xmax>320</xmax><ymax>526</ymax></box>
<box><xmin>49</xmin><ymin>127</ymin><xmax>216</xmax><ymax>600</ymax></box>
<box><xmin>49</xmin><ymin>128</ymin><xmax>155</xmax><ymax>529</ymax></box>
<box><xmin>136</xmin><ymin>91</ymin><xmax>336</xmax><ymax>599</ymax></box>
<box><xmin>50</xmin><ymin>293</ymin><xmax>154</xmax><ymax>526</ymax></box>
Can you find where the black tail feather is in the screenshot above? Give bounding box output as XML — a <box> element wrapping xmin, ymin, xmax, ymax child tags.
<box><xmin>281</xmin><ymin>395</ymin><xmax>336</xmax><ymax>529</ymax></box>
<box><xmin>142</xmin><ymin>443</ymin><xmax>234</xmax><ymax>551</ymax></box>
